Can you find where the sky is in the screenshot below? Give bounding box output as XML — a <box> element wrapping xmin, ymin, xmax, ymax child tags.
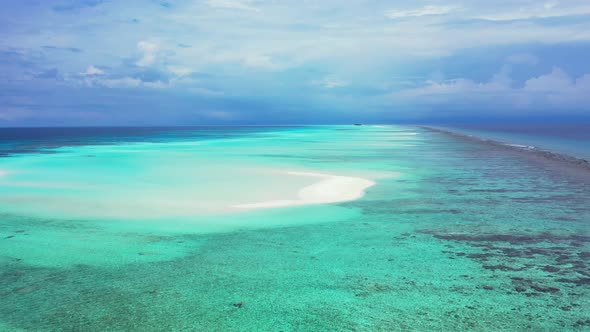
<box><xmin>1</xmin><ymin>0</ymin><xmax>590</xmax><ymax>126</ymax></box>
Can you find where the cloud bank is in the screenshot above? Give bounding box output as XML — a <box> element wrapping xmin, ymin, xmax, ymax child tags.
<box><xmin>0</xmin><ymin>0</ymin><xmax>589</xmax><ymax>125</ymax></box>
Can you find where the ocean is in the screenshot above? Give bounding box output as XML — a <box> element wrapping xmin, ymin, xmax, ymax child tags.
<box><xmin>0</xmin><ymin>125</ymin><xmax>588</xmax><ymax>331</ymax></box>
<box><xmin>437</xmin><ymin>124</ymin><xmax>590</xmax><ymax>161</ymax></box>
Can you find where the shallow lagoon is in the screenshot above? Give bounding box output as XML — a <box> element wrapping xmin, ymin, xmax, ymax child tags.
<box><xmin>0</xmin><ymin>126</ymin><xmax>589</xmax><ymax>331</ymax></box>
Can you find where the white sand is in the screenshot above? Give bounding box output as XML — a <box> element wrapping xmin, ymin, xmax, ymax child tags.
<box><xmin>232</xmin><ymin>171</ymin><xmax>376</xmax><ymax>209</ymax></box>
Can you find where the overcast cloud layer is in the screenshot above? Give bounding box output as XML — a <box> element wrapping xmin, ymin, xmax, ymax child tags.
<box><xmin>1</xmin><ymin>0</ymin><xmax>590</xmax><ymax>125</ymax></box>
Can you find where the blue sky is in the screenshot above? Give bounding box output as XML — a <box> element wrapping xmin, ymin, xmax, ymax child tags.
<box><xmin>1</xmin><ymin>0</ymin><xmax>590</xmax><ymax>125</ymax></box>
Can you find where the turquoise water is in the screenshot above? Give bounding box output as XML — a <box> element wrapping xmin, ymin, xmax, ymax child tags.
<box><xmin>0</xmin><ymin>125</ymin><xmax>589</xmax><ymax>331</ymax></box>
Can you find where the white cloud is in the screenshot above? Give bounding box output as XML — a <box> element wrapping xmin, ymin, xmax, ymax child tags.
<box><xmin>396</xmin><ymin>66</ymin><xmax>512</xmax><ymax>97</ymax></box>
<box><xmin>92</xmin><ymin>77</ymin><xmax>173</xmax><ymax>89</ymax></box>
<box><xmin>122</xmin><ymin>0</ymin><xmax>590</xmax><ymax>70</ymax></box>
<box><xmin>190</xmin><ymin>87</ymin><xmax>225</xmax><ymax>96</ymax></box>
<box><xmin>243</xmin><ymin>54</ymin><xmax>278</xmax><ymax>70</ymax></box>
<box><xmin>386</xmin><ymin>6</ymin><xmax>455</xmax><ymax>19</ymax></box>
<box><xmin>521</xmin><ymin>68</ymin><xmax>590</xmax><ymax>105</ymax></box>
<box><xmin>473</xmin><ymin>2</ymin><xmax>590</xmax><ymax>20</ymax></box>
<box><xmin>136</xmin><ymin>41</ymin><xmax>158</xmax><ymax>67</ymax></box>
<box><xmin>396</xmin><ymin>78</ymin><xmax>506</xmax><ymax>97</ymax></box>
<box><xmin>312</xmin><ymin>77</ymin><xmax>349</xmax><ymax>89</ymax></box>
<box><xmin>544</xmin><ymin>2</ymin><xmax>558</xmax><ymax>10</ymax></box>
<box><xmin>391</xmin><ymin>66</ymin><xmax>590</xmax><ymax>109</ymax></box>
<box><xmin>82</xmin><ymin>65</ymin><xmax>104</xmax><ymax>76</ymax></box>
<box><xmin>524</xmin><ymin>67</ymin><xmax>573</xmax><ymax>92</ymax></box>
<box><xmin>143</xmin><ymin>81</ymin><xmax>168</xmax><ymax>89</ymax></box>
<box><xmin>6</xmin><ymin>0</ymin><xmax>590</xmax><ymax>119</ymax></box>
<box><xmin>490</xmin><ymin>65</ymin><xmax>513</xmax><ymax>87</ymax></box>
<box><xmin>206</xmin><ymin>0</ymin><xmax>260</xmax><ymax>12</ymax></box>
<box><xmin>167</xmin><ymin>66</ymin><xmax>193</xmax><ymax>77</ymax></box>
<box><xmin>99</xmin><ymin>77</ymin><xmax>142</xmax><ymax>88</ymax></box>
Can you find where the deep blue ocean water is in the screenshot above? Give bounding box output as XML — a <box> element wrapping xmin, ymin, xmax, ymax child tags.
<box><xmin>440</xmin><ymin>124</ymin><xmax>590</xmax><ymax>161</ymax></box>
<box><xmin>0</xmin><ymin>126</ymin><xmax>298</xmax><ymax>156</ymax></box>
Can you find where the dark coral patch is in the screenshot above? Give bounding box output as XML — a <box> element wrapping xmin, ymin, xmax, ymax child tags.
<box><xmin>423</xmin><ymin>229</ymin><xmax>590</xmax><ymax>298</ymax></box>
<box><xmin>483</xmin><ymin>264</ymin><xmax>525</xmax><ymax>272</ymax></box>
<box><xmin>556</xmin><ymin>278</ymin><xmax>590</xmax><ymax>286</ymax></box>
<box><xmin>530</xmin><ymin>285</ymin><xmax>560</xmax><ymax>293</ymax></box>
<box><xmin>541</xmin><ymin>266</ymin><xmax>560</xmax><ymax>273</ymax></box>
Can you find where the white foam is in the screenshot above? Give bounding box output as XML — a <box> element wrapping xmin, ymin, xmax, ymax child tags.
<box><xmin>391</xmin><ymin>132</ymin><xmax>418</xmax><ymax>136</ymax></box>
<box><xmin>505</xmin><ymin>144</ymin><xmax>535</xmax><ymax>150</ymax></box>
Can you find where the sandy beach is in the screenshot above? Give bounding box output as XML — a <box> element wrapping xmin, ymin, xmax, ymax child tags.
<box><xmin>232</xmin><ymin>171</ymin><xmax>376</xmax><ymax>209</ymax></box>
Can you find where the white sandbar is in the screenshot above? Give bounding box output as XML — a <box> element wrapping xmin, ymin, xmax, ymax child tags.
<box><xmin>232</xmin><ymin>171</ymin><xmax>376</xmax><ymax>209</ymax></box>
